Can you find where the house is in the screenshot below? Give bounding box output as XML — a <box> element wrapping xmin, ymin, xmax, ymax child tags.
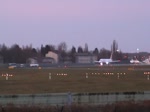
<box><xmin>75</xmin><ymin>53</ymin><xmax>97</xmax><ymax>64</ymax></box>
<box><xmin>26</xmin><ymin>58</ymin><xmax>38</xmax><ymax>64</ymax></box>
<box><xmin>41</xmin><ymin>57</ymin><xmax>55</xmax><ymax>64</ymax></box>
<box><xmin>45</xmin><ymin>51</ymin><xmax>59</xmax><ymax>63</ymax></box>
<box><xmin>26</xmin><ymin>57</ymin><xmax>55</xmax><ymax>67</ymax></box>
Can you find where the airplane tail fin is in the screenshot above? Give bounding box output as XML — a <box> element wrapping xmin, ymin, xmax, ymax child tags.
<box><xmin>110</xmin><ymin>51</ymin><xmax>113</xmax><ymax>59</ymax></box>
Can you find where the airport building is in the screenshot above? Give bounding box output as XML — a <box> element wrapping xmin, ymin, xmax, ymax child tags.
<box><xmin>75</xmin><ymin>53</ymin><xmax>97</xmax><ymax>64</ymax></box>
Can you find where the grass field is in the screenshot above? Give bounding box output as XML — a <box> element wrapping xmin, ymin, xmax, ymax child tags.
<box><xmin>0</xmin><ymin>65</ymin><xmax>150</xmax><ymax>94</ymax></box>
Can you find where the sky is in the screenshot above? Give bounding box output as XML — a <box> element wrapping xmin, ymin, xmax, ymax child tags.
<box><xmin>0</xmin><ymin>0</ymin><xmax>150</xmax><ymax>53</ymax></box>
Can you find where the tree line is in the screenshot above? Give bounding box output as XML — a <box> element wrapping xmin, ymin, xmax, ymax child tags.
<box><xmin>0</xmin><ymin>40</ymin><xmax>125</xmax><ymax>63</ymax></box>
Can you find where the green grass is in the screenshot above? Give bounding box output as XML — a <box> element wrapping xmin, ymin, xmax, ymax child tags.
<box><xmin>0</xmin><ymin>65</ymin><xmax>150</xmax><ymax>94</ymax></box>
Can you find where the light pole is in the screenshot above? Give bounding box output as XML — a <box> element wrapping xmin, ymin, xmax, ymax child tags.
<box><xmin>136</xmin><ymin>48</ymin><xmax>139</xmax><ymax>53</ymax></box>
<box><xmin>136</xmin><ymin>48</ymin><xmax>139</xmax><ymax>60</ymax></box>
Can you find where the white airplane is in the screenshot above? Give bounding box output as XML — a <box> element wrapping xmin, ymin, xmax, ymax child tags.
<box><xmin>94</xmin><ymin>52</ymin><xmax>120</xmax><ymax>65</ymax></box>
<box><xmin>130</xmin><ymin>56</ymin><xmax>143</xmax><ymax>64</ymax></box>
<box><xmin>143</xmin><ymin>57</ymin><xmax>150</xmax><ymax>64</ymax></box>
<box><xmin>130</xmin><ymin>59</ymin><xmax>141</xmax><ymax>64</ymax></box>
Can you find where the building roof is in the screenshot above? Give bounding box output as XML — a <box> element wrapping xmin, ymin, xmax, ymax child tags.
<box><xmin>75</xmin><ymin>53</ymin><xmax>96</xmax><ymax>56</ymax></box>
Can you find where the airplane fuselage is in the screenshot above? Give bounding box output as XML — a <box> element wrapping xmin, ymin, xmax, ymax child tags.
<box><xmin>99</xmin><ymin>59</ymin><xmax>113</xmax><ymax>64</ymax></box>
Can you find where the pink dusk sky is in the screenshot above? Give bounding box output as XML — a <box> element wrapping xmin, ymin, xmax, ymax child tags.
<box><xmin>0</xmin><ymin>0</ymin><xmax>150</xmax><ymax>52</ymax></box>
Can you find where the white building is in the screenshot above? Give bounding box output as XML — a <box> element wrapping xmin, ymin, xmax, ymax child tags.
<box><xmin>45</xmin><ymin>51</ymin><xmax>59</xmax><ymax>63</ymax></box>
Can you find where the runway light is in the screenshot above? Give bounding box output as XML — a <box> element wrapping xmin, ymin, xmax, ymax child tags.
<box><xmin>86</xmin><ymin>73</ymin><xmax>88</xmax><ymax>79</ymax></box>
<box><xmin>2</xmin><ymin>73</ymin><xmax>13</xmax><ymax>80</ymax></box>
<box><xmin>49</xmin><ymin>73</ymin><xmax>51</xmax><ymax>80</ymax></box>
<box><xmin>118</xmin><ymin>74</ymin><xmax>120</xmax><ymax>79</ymax></box>
<box><xmin>147</xmin><ymin>75</ymin><xmax>149</xmax><ymax>80</ymax></box>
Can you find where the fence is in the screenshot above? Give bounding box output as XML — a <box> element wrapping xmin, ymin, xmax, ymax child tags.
<box><xmin>0</xmin><ymin>91</ymin><xmax>150</xmax><ymax>106</ymax></box>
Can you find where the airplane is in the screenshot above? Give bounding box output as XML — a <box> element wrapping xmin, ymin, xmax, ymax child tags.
<box><xmin>130</xmin><ymin>56</ymin><xmax>150</xmax><ymax>64</ymax></box>
<box><xmin>130</xmin><ymin>56</ymin><xmax>143</xmax><ymax>64</ymax></box>
<box><xmin>94</xmin><ymin>51</ymin><xmax>120</xmax><ymax>65</ymax></box>
<box><xmin>142</xmin><ymin>56</ymin><xmax>150</xmax><ymax>64</ymax></box>
<box><xmin>130</xmin><ymin>59</ymin><xmax>141</xmax><ymax>64</ymax></box>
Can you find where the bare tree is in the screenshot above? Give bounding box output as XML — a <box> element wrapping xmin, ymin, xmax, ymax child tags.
<box><xmin>111</xmin><ymin>40</ymin><xmax>118</xmax><ymax>59</ymax></box>
<box><xmin>99</xmin><ymin>48</ymin><xmax>111</xmax><ymax>59</ymax></box>
<box><xmin>58</xmin><ymin>42</ymin><xmax>67</xmax><ymax>62</ymax></box>
<box><xmin>111</xmin><ymin>40</ymin><xmax>118</xmax><ymax>53</ymax></box>
<box><xmin>58</xmin><ymin>42</ymin><xmax>67</xmax><ymax>52</ymax></box>
<box><xmin>70</xmin><ymin>46</ymin><xmax>76</xmax><ymax>63</ymax></box>
<box><xmin>0</xmin><ymin>44</ymin><xmax>9</xmax><ymax>63</ymax></box>
<box><xmin>41</xmin><ymin>44</ymin><xmax>56</xmax><ymax>57</ymax></box>
<box><xmin>77</xmin><ymin>46</ymin><xmax>83</xmax><ymax>53</ymax></box>
<box><xmin>93</xmin><ymin>48</ymin><xmax>99</xmax><ymax>55</ymax></box>
<box><xmin>111</xmin><ymin>40</ymin><xmax>123</xmax><ymax>60</ymax></box>
<box><xmin>84</xmin><ymin>43</ymin><xmax>88</xmax><ymax>53</ymax></box>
